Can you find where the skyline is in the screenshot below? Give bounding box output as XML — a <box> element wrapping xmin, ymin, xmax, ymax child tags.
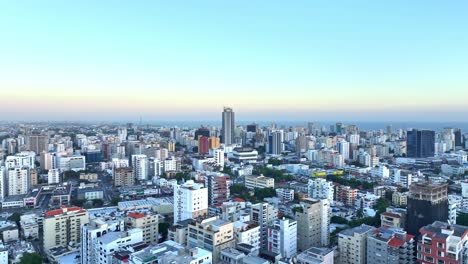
<box><xmin>1</xmin><ymin>1</ymin><xmax>468</xmax><ymax>121</ymax></box>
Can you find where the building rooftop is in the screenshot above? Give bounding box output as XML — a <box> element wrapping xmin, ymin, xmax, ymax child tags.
<box><xmin>44</xmin><ymin>206</ymin><xmax>86</xmax><ymax>217</ymax></box>
<box><xmin>340</xmin><ymin>224</ymin><xmax>375</xmax><ymax>236</ymax></box>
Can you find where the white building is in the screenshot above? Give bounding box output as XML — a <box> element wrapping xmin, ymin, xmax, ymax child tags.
<box><xmin>212</xmin><ymin>148</ymin><xmax>225</xmax><ymax>168</ymax></box>
<box><xmin>276</xmin><ymin>188</ymin><xmax>294</xmax><ymax>201</ymax></box>
<box><xmin>7</xmin><ymin>167</ymin><xmax>29</xmax><ymax>196</ymax></box>
<box><xmin>0</xmin><ymin>242</ymin><xmax>7</xmax><ymax>264</ymax></box>
<box><xmin>5</xmin><ymin>152</ymin><xmax>35</xmax><ymax>170</ymax></box>
<box><xmin>173</xmin><ymin>180</ymin><xmax>208</xmax><ymax>224</ymax></box>
<box><xmin>48</xmin><ymin>169</ymin><xmax>60</xmax><ymax>184</ymax></box>
<box><xmin>94</xmin><ymin>228</ymin><xmax>143</xmax><ymax>264</ymax></box>
<box><xmin>251</xmin><ymin>202</ymin><xmax>278</xmax><ymax>250</ymax></box>
<box><xmin>268</xmin><ymin>218</ymin><xmax>297</xmax><ymax>259</ymax></box>
<box><xmin>245</xmin><ymin>175</ymin><xmax>274</xmax><ymax>190</ymax></box>
<box><xmin>163</xmin><ymin>157</ymin><xmax>178</xmax><ymax>172</ymax></box>
<box><xmin>308</xmin><ymin>178</ymin><xmax>334</xmax><ymax>202</ymax></box>
<box><xmin>233</xmin><ymin>221</ymin><xmax>261</xmax><ymax>250</ymax></box>
<box><xmin>370</xmin><ymin>165</ymin><xmax>390</xmax><ymax>178</ymax></box>
<box><xmin>129</xmin><ymin>240</ymin><xmax>212</xmax><ymax>264</ymax></box>
<box><xmin>0</xmin><ymin>167</ymin><xmax>5</xmax><ymax>200</ymax></box>
<box><xmin>131</xmin><ymin>154</ymin><xmax>148</xmax><ymax>180</ymax></box>
<box><xmin>337</xmin><ymin>140</ymin><xmax>350</xmax><ymax>160</ymax></box>
<box><xmin>20</xmin><ymin>214</ymin><xmax>39</xmax><ymax>239</ymax></box>
<box><xmin>462</xmin><ymin>182</ymin><xmax>468</xmax><ymax>198</ymax></box>
<box><xmin>57</xmin><ymin>155</ymin><xmax>86</xmax><ymax>172</ymax></box>
<box><xmin>391</xmin><ymin>169</ymin><xmax>412</xmax><ymax>188</ymax></box>
<box><xmin>111</xmin><ymin>158</ymin><xmax>129</xmax><ymax>169</ymax></box>
<box><xmin>81</xmin><ymin>217</ymin><xmax>125</xmax><ymax>264</ymax></box>
<box><xmin>296</xmin><ymin>247</ymin><xmax>334</xmax><ymax>264</ymax></box>
<box><xmin>231</xmin><ymin>147</ymin><xmax>258</xmax><ymax>162</ymax></box>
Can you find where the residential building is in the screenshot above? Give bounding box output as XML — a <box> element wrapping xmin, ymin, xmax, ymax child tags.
<box><xmin>57</xmin><ymin>155</ymin><xmax>86</xmax><ymax>172</ymax></box>
<box><xmin>7</xmin><ymin>167</ymin><xmax>29</xmax><ymax>196</ymax></box>
<box><xmin>95</xmin><ymin>228</ymin><xmax>143</xmax><ymax>264</ymax></box>
<box><xmin>205</xmin><ymin>174</ymin><xmax>230</xmax><ymax>205</ymax></box>
<box><xmin>337</xmin><ymin>185</ymin><xmax>358</xmax><ymax>207</ymax></box>
<box><xmin>296</xmin><ymin>198</ymin><xmax>331</xmax><ymax>251</ymax></box>
<box><xmin>308</xmin><ymin>178</ymin><xmax>334</xmax><ymax>202</ymax></box>
<box><xmin>268</xmin><ymin>218</ymin><xmax>297</xmax><ymax>259</ymax></box>
<box><xmin>276</xmin><ymin>188</ymin><xmax>294</xmax><ymax>202</ymax></box>
<box><xmin>392</xmin><ymin>192</ymin><xmax>408</xmax><ymax>207</ymax></box>
<box><xmin>380</xmin><ymin>207</ymin><xmax>407</xmax><ymax>229</ymax></box>
<box><xmin>43</xmin><ymin>206</ymin><xmax>89</xmax><ymax>250</ymax></box>
<box><xmin>187</xmin><ymin>217</ymin><xmax>236</xmax><ymax>262</ymax></box>
<box><xmin>233</xmin><ymin>221</ymin><xmax>261</xmax><ymax>250</ymax></box>
<box><xmin>251</xmin><ymin>203</ymin><xmax>278</xmax><ymax>250</ymax></box>
<box><xmin>128</xmin><ymin>240</ymin><xmax>212</xmax><ymax>264</ymax></box>
<box><xmin>296</xmin><ymin>247</ymin><xmax>334</xmax><ymax>264</ymax></box>
<box><xmin>48</xmin><ymin>169</ymin><xmax>60</xmax><ymax>184</ymax></box>
<box><xmin>417</xmin><ymin>221</ymin><xmax>468</xmax><ymax>264</ymax></box>
<box><xmin>209</xmin><ymin>136</ymin><xmax>221</xmax><ymax>149</ymax></box>
<box><xmin>407</xmin><ymin>182</ymin><xmax>448</xmax><ymax>236</ymax></box>
<box><xmin>367</xmin><ymin>227</ymin><xmax>415</xmax><ymax>264</ymax></box>
<box><xmin>28</xmin><ymin>134</ymin><xmax>48</xmax><ymax>155</ymax></box>
<box><xmin>131</xmin><ymin>154</ymin><xmax>148</xmax><ymax>181</ymax></box>
<box><xmin>173</xmin><ymin>180</ymin><xmax>208</xmax><ymax>224</ymax></box>
<box><xmin>338</xmin><ymin>224</ymin><xmax>376</xmax><ymax>264</ymax></box>
<box><xmin>20</xmin><ymin>214</ymin><xmax>39</xmax><ymax>239</ymax></box>
<box><xmin>114</xmin><ymin>167</ymin><xmax>134</xmax><ymax>187</ymax></box>
<box><xmin>125</xmin><ymin>212</ymin><xmax>159</xmax><ymax>244</ymax></box>
<box><xmin>245</xmin><ymin>175</ymin><xmax>274</xmax><ymax>190</ymax></box>
<box><xmin>5</xmin><ymin>152</ymin><xmax>36</xmax><ymax>170</ymax></box>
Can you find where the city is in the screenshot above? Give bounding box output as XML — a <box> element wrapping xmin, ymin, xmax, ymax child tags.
<box><xmin>1</xmin><ymin>1</ymin><xmax>468</xmax><ymax>264</ymax></box>
<box><xmin>0</xmin><ymin>108</ymin><xmax>467</xmax><ymax>263</ymax></box>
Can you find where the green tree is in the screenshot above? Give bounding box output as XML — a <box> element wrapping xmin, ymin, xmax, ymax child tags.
<box><xmin>356</xmin><ymin>208</ymin><xmax>364</xmax><ymax>218</ymax></box>
<box><xmin>268</xmin><ymin>158</ymin><xmax>282</xmax><ymax>166</ymax></box>
<box><xmin>457</xmin><ymin>212</ymin><xmax>468</xmax><ymax>226</ymax></box>
<box><xmin>92</xmin><ymin>199</ymin><xmax>104</xmax><ymax>207</ymax></box>
<box><xmin>158</xmin><ymin>222</ymin><xmax>171</xmax><ymax>241</ymax></box>
<box><xmin>8</xmin><ymin>212</ymin><xmax>22</xmax><ymax>226</ymax></box>
<box><xmin>111</xmin><ymin>197</ymin><xmax>121</xmax><ymax>206</ymax></box>
<box><xmin>254</xmin><ymin>187</ymin><xmax>277</xmax><ymax>201</ymax></box>
<box><xmin>19</xmin><ymin>253</ymin><xmax>43</xmax><ymax>264</ymax></box>
<box><xmin>331</xmin><ymin>216</ymin><xmax>349</xmax><ymax>225</ymax></box>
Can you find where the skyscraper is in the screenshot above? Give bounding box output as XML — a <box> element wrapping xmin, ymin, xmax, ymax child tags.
<box><xmin>406</xmin><ymin>182</ymin><xmax>448</xmax><ymax>235</ymax></box>
<box><xmin>268</xmin><ymin>130</ymin><xmax>284</xmax><ymax>155</ymax></box>
<box><xmin>28</xmin><ymin>134</ymin><xmax>49</xmax><ymax>155</ymax></box>
<box><xmin>221</xmin><ymin>107</ymin><xmax>235</xmax><ymax>145</ymax></box>
<box><xmin>406</xmin><ymin>129</ymin><xmax>435</xmax><ymax>158</ymax></box>
<box><xmin>131</xmin><ymin>154</ymin><xmax>148</xmax><ymax>181</ymax></box>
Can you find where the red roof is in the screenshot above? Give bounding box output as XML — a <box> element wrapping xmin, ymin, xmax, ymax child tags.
<box><xmin>233</xmin><ymin>198</ymin><xmax>246</xmax><ymax>202</ymax></box>
<box><xmin>128</xmin><ymin>212</ymin><xmax>145</xmax><ymax>219</ymax></box>
<box><xmin>44</xmin><ymin>207</ymin><xmax>84</xmax><ymax>217</ymax></box>
<box><xmin>388</xmin><ymin>237</ymin><xmax>405</xmax><ymax>248</ymax></box>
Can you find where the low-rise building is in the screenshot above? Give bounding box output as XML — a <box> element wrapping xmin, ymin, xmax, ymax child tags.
<box><xmin>296</xmin><ymin>247</ymin><xmax>334</xmax><ymax>264</ymax></box>
<box><xmin>128</xmin><ymin>240</ymin><xmax>212</xmax><ymax>264</ymax></box>
<box><xmin>245</xmin><ymin>175</ymin><xmax>274</xmax><ymax>190</ymax></box>
<box><xmin>392</xmin><ymin>192</ymin><xmax>408</xmax><ymax>207</ymax></box>
<box><xmin>20</xmin><ymin>214</ymin><xmax>39</xmax><ymax>239</ymax></box>
<box><xmin>380</xmin><ymin>207</ymin><xmax>406</xmax><ymax>229</ymax></box>
<box><xmin>125</xmin><ymin>212</ymin><xmax>159</xmax><ymax>244</ymax></box>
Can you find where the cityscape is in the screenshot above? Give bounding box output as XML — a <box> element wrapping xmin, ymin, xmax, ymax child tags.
<box><xmin>1</xmin><ymin>1</ymin><xmax>468</xmax><ymax>264</ymax></box>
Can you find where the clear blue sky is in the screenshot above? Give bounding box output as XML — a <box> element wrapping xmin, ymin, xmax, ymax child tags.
<box><xmin>0</xmin><ymin>1</ymin><xmax>467</xmax><ymax>121</ymax></box>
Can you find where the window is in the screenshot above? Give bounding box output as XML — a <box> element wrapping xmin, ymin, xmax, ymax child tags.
<box><xmin>437</xmin><ymin>242</ymin><xmax>444</xmax><ymax>248</ymax></box>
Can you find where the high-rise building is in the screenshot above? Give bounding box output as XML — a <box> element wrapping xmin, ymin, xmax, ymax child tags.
<box><xmin>407</xmin><ymin>182</ymin><xmax>448</xmax><ymax>236</ymax></box>
<box><xmin>454</xmin><ymin>128</ymin><xmax>463</xmax><ymax>147</ymax></box>
<box><xmin>337</xmin><ymin>139</ymin><xmax>350</xmax><ymax>160</ymax></box>
<box><xmin>208</xmin><ymin>136</ymin><xmax>221</xmax><ymax>149</ymax></box>
<box><xmin>195</xmin><ymin>127</ymin><xmax>210</xmax><ymax>139</ymax></box>
<box><xmin>406</xmin><ymin>129</ymin><xmax>435</xmax><ymax>158</ymax></box>
<box><xmin>268</xmin><ymin>130</ymin><xmax>284</xmax><ymax>155</ymax></box>
<box><xmin>308</xmin><ymin>178</ymin><xmax>334</xmax><ymax>202</ymax></box>
<box><xmin>81</xmin><ymin>217</ymin><xmax>125</xmax><ymax>264</ymax></box>
<box><xmin>28</xmin><ymin>134</ymin><xmax>48</xmax><ymax>155</ymax></box>
<box><xmin>367</xmin><ymin>227</ymin><xmax>415</xmax><ymax>264</ymax></box>
<box><xmin>417</xmin><ymin>221</ymin><xmax>468</xmax><ymax>264</ymax></box>
<box><xmin>251</xmin><ymin>202</ymin><xmax>278</xmax><ymax>250</ymax></box>
<box><xmin>94</xmin><ymin>229</ymin><xmax>143</xmax><ymax>264</ymax></box>
<box><xmin>247</xmin><ymin>124</ymin><xmax>258</xmax><ymax>133</ymax></box>
<box><xmin>267</xmin><ymin>218</ymin><xmax>297</xmax><ymax>259</ymax></box>
<box><xmin>221</xmin><ymin>107</ymin><xmax>235</xmax><ymax>145</ymax></box>
<box><xmin>29</xmin><ymin>168</ymin><xmax>38</xmax><ymax>187</ymax></box>
<box><xmin>7</xmin><ymin>167</ymin><xmax>30</xmax><ymax>196</ymax></box>
<box><xmin>296</xmin><ymin>135</ymin><xmax>308</xmax><ymax>157</ymax></box>
<box><xmin>198</xmin><ymin>136</ymin><xmax>209</xmax><ymax>155</ymax></box>
<box><xmin>296</xmin><ymin>198</ymin><xmax>331</xmax><ymax>251</ymax></box>
<box><xmin>173</xmin><ymin>180</ymin><xmax>208</xmax><ymax>224</ymax></box>
<box><xmin>43</xmin><ymin>206</ymin><xmax>89</xmax><ymax>250</ymax></box>
<box><xmin>114</xmin><ymin>167</ymin><xmax>134</xmax><ymax>187</ymax></box>
<box><xmin>338</xmin><ymin>224</ymin><xmax>376</xmax><ymax>264</ymax></box>
<box><xmin>40</xmin><ymin>152</ymin><xmax>56</xmax><ymax>171</ymax></box>
<box><xmin>5</xmin><ymin>152</ymin><xmax>35</xmax><ymax>170</ymax></box>
<box><xmin>131</xmin><ymin>154</ymin><xmax>148</xmax><ymax>181</ymax></box>
<box><xmin>0</xmin><ymin>167</ymin><xmax>6</xmax><ymax>200</ymax></box>
<box><xmin>47</xmin><ymin>169</ymin><xmax>60</xmax><ymax>184</ymax></box>
<box><xmin>187</xmin><ymin>217</ymin><xmax>236</xmax><ymax>263</ymax></box>
<box><xmin>205</xmin><ymin>174</ymin><xmax>230</xmax><ymax>205</ymax></box>
<box><xmin>125</xmin><ymin>212</ymin><xmax>159</xmax><ymax>244</ymax></box>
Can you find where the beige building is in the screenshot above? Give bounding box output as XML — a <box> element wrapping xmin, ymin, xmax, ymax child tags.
<box><xmin>187</xmin><ymin>217</ymin><xmax>236</xmax><ymax>262</ymax></box>
<box><xmin>125</xmin><ymin>212</ymin><xmax>159</xmax><ymax>244</ymax></box>
<box><xmin>209</xmin><ymin>136</ymin><xmax>220</xmax><ymax>149</ymax></box>
<box><xmin>30</xmin><ymin>169</ymin><xmax>38</xmax><ymax>186</ymax></box>
<box><xmin>392</xmin><ymin>191</ymin><xmax>408</xmax><ymax>206</ymax></box>
<box><xmin>338</xmin><ymin>224</ymin><xmax>375</xmax><ymax>264</ymax></box>
<box><xmin>114</xmin><ymin>167</ymin><xmax>134</xmax><ymax>187</ymax></box>
<box><xmin>80</xmin><ymin>173</ymin><xmax>98</xmax><ymax>182</ymax></box>
<box><xmin>245</xmin><ymin>175</ymin><xmax>274</xmax><ymax>189</ymax></box>
<box><xmin>380</xmin><ymin>207</ymin><xmax>406</xmax><ymax>229</ymax></box>
<box><xmin>43</xmin><ymin>206</ymin><xmax>89</xmax><ymax>250</ymax></box>
<box><xmin>296</xmin><ymin>198</ymin><xmax>331</xmax><ymax>251</ymax></box>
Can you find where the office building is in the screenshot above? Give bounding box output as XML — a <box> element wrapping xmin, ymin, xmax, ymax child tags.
<box><xmin>268</xmin><ymin>218</ymin><xmax>297</xmax><ymax>259</ymax></box>
<box><xmin>205</xmin><ymin>174</ymin><xmax>230</xmax><ymax>205</ymax></box>
<box><xmin>57</xmin><ymin>155</ymin><xmax>86</xmax><ymax>172</ymax></box>
<box><xmin>222</xmin><ymin>107</ymin><xmax>235</xmax><ymax>145</ymax></box>
<box><xmin>187</xmin><ymin>217</ymin><xmax>236</xmax><ymax>262</ymax></box>
<box><xmin>367</xmin><ymin>227</ymin><xmax>415</xmax><ymax>264</ymax></box>
<box><xmin>296</xmin><ymin>199</ymin><xmax>331</xmax><ymax>251</ymax></box>
<box><xmin>245</xmin><ymin>175</ymin><xmax>274</xmax><ymax>190</ymax></box>
<box><xmin>5</xmin><ymin>152</ymin><xmax>35</xmax><ymax>170</ymax></box>
<box><xmin>131</xmin><ymin>154</ymin><xmax>148</xmax><ymax>181</ymax></box>
<box><xmin>43</xmin><ymin>206</ymin><xmax>89</xmax><ymax>250</ymax></box>
<box><xmin>407</xmin><ymin>182</ymin><xmax>448</xmax><ymax>236</ymax></box>
<box><xmin>114</xmin><ymin>167</ymin><xmax>134</xmax><ymax>187</ymax></box>
<box><xmin>406</xmin><ymin>129</ymin><xmax>435</xmax><ymax>158</ymax></box>
<box><xmin>231</xmin><ymin>147</ymin><xmax>258</xmax><ymax>162</ymax></box>
<box><xmin>268</xmin><ymin>130</ymin><xmax>284</xmax><ymax>155</ymax></box>
<box><xmin>173</xmin><ymin>180</ymin><xmax>208</xmax><ymax>224</ymax></box>
<box><xmin>125</xmin><ymin>212</ymin><xmax>159</xmax><ymax>244</ymax></box>
<box><xmin>338</xmin><ymin>224</ymin><xmax>375</xmax><ymax>264</ymax></box>
<box><xmin>28</xmin><ymin>134</ymin><xmax>48</xmax><ymax>155</ymax></box>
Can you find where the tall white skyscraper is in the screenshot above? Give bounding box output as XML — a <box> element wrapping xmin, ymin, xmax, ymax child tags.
<box><xmin>221</xmin><ymin>107</ymin><xmax>235</xmax><ymax>145</ymax></box>
<box><xmin>337</xmin><ymin>139</ymin><xmax>350</xmax><ymax>160</ymax></box>
<box><xmin>267</xmin><ymin>218</ymin><xmax>297</xmax><ymax>259</ymax></box>
<box><xmin>7</xmin><ymin>167</ymin><xmax>30</xmax><ymax>196</ymax></box>
<box><xmin>131</xmin><ymin>154</ymin><xmax>148</xmax><ymax>181</ymax></box>
<box><xmin>173</xmin><ymin>180</ymin><xmax>208</xmax><ymax>224</ymax></box>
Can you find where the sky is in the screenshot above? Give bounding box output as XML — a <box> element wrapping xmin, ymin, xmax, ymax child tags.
<box><xmin>0</xmin><ymin>1</ymin><xmax>467</xmax><ymax>122</ymax></box>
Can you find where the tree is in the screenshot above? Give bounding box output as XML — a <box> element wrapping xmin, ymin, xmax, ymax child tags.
<box><xmin>356</xmin><ymin>208</ymin><xmax>364</xmax><ymax>218</ymax></box>
<box><xmin>72</xmin><ymin>199</ymin><xmax>86</xmax><ymax>207</ymax></box>
<box><xmin>8</xmin><ymin>212</ymin><xmax>22</xmax><ymax>226</ymax></box>
<box><xmin>268</xmin><ymin>158</ymin><xmax>282</xmax><ymax>166</ymax></box>
<box><xmin>254</xmin><ymin>187</ymin><xmax>277</xmax><ymax>201</ymax></box>
<box><xmin>331</xmin><ymin>216</ymin><xmax>348</xmax><ymax>225</ymax></box>
<box><xmin>457</xmin><ymin>212</ymin><xmax>468</xmax><ymax>226</ymax></box>
<box><xmin>158</xmin><ymin>222</ymin><xmax>171</xmax><ymax>241</ymax></box>
<box><xmin>92</xmin><ymin>199</ymin><xmax>104</xmax><ymax>207</ymax></box>
<box><xmin>19</xmin><ymin>253</ymin><xmax>43</xmax><ymax>264</ymax></box>
<box><xmin>111</xmin><ymin>197</ymin><xmax>121</xmax><ymax>206</ymax></box>
<box><xmin>175</xmin><ymin>172</ymin><xmax>191</xmax><ymax>182</ymax></box>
